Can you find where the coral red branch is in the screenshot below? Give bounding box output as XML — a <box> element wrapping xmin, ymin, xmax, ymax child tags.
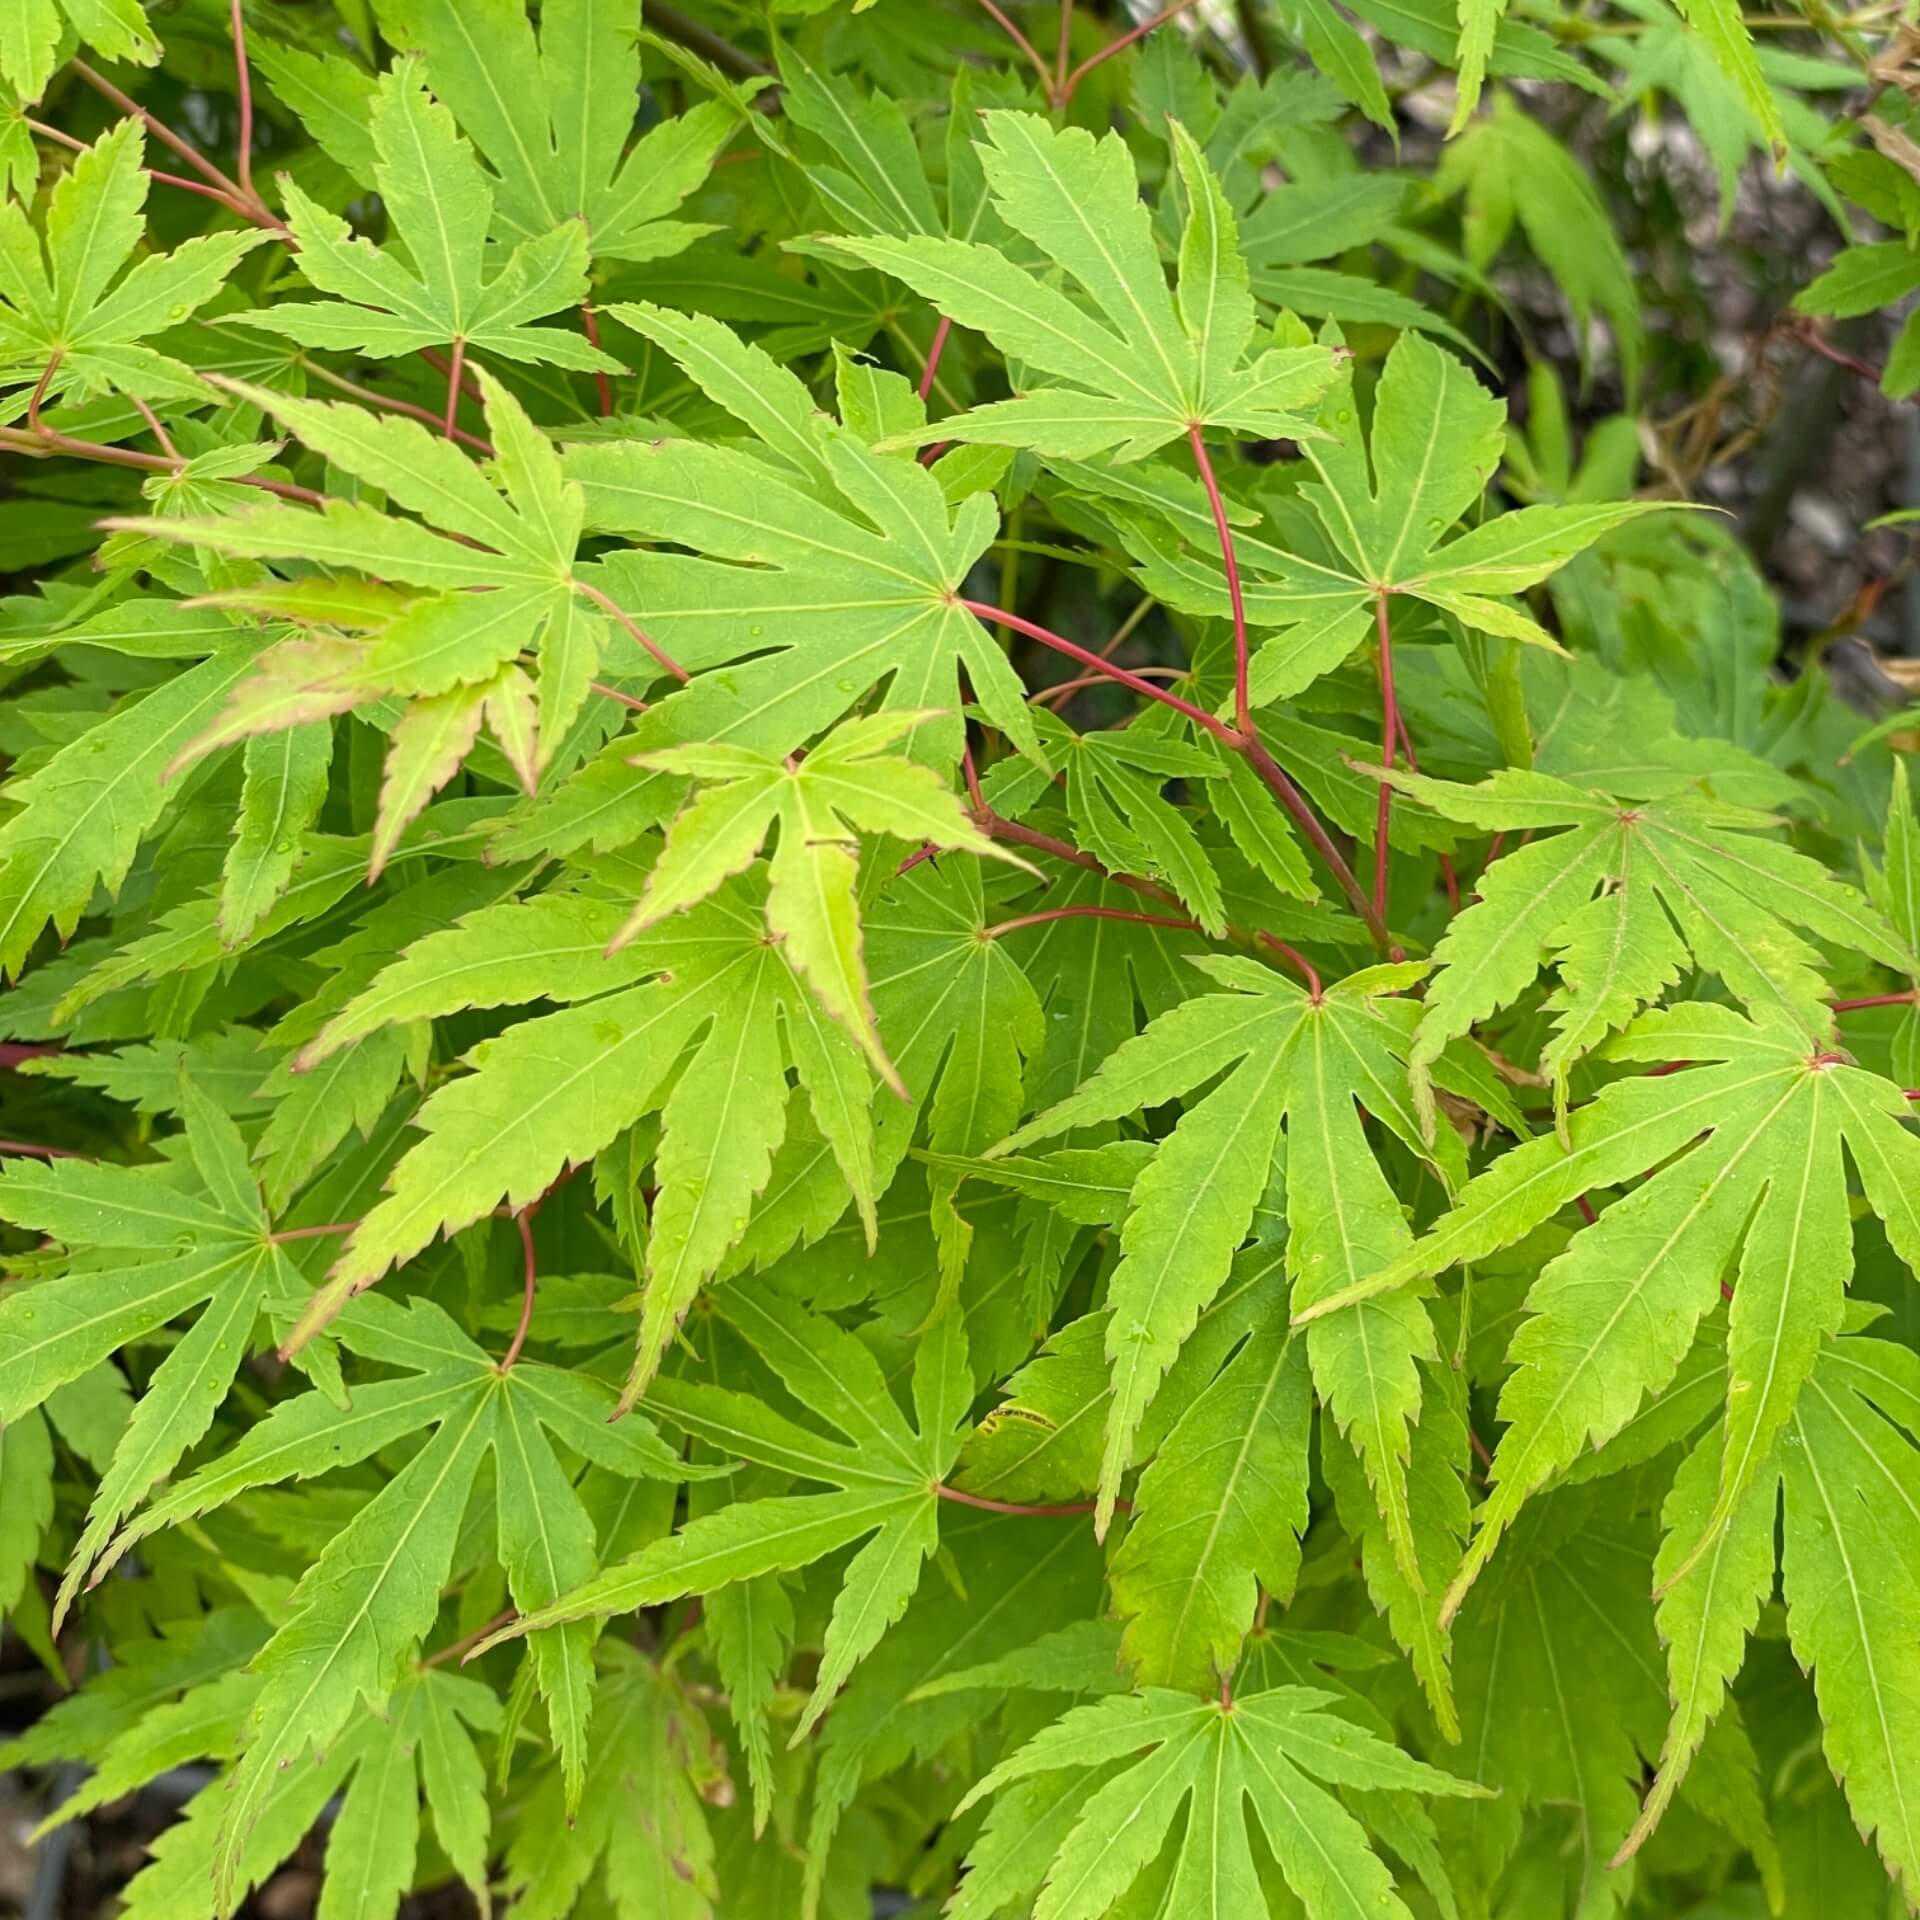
<box><xmin>1188</xmin><ymin>424</ymin><xmax>1252</xmax><ymax>736</ymax></box>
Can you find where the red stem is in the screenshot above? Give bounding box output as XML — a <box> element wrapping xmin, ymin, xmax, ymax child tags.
<box><xmin>298</xmin><ymin>356</ymin><xmax>495</xmax><ymax>455</ymax></box>
<box><xmin>972</xmin><ymin>0</ymin><xmax>1056</xmax><ymax>97</ymax></box>
<box><xmin>1188</xmin><ymin>424</ymin><xmax>1252</xmax><ymax>736</ymax></box>
<box><xmin>1373</xmin><ymin>594</ymin><xmax>1397</xmax><ymax>928</ymax></box>
<box><xmin>268</xmin><ymin>1220</ymin><xmax>360</xmax><ymax>1243</ymax></box>
<box><xmin>228</xmin><ymin>0</ymin><xmax>256</xmax><ymax>206</ymax></box>
<box><xmin>1255</xmin><ymin>935</ymin><xmax>1321</xmax><ymax>1000</ymax></box>
<box><xmin>423</xmin><ymin>1607</ymin><xmax>517</xmax><ymax>1669</ymax></box>
<box><xmin>442</xmin><ymin>338</ymin><xmax>467</xmax><ymax>441</ymax></box>
<box><xmin>574</xmin><ymin>580</ymin><xmax>690</xmax><ymax>682</ymax></box>
<box><xmin>1060</xmin><ymin>0</ymin><xmax>1202</xmax><ymax>99</ymax></box>
<box><xmin>936</xmin><ymin>1484</ymin><xmax>1130</xmax><ymax>1518</ymax></box>
<box><xmin>0</xmin><ymin>1139</ymin><xmax>87</xmax><ymax>1159</ymax></box>
<box><xmin>72</xmin><ymin>61</ymin><xmax>289</xmax><ymax>238</ymax></box>
<box><xmin>1831</xmin><ymin>990</ymin><xmax>1920</xmax><ymax>1013</ymax></box>
<box><xmin>960</xmin><ymin>600</ymin><xmax>1234</xmax><ymax>741</ymax></box>
<box><xmin>500</xmin><ymin>1209</ymin><xmax>538</xmax><ymax>1371</ymax></box>
<box><xmin>582</xmin><ymin>305</ymin><xmax>614</xmax><ymax>417</ymax></box>
<box><xmin>983</xmin><ymin>904</ymin><xmax>1200</xmax><ymax>940</ymax></box>
<box><xmin>919</xmin><ymin>315</ymin><xmax>952</xmax><ymax>402</ymax></box>
<box><xmin>127</xmin><ymin>394</ymin><xmax>180</xmax><ymax>461</ymax></box>
<box><xmin>1237</xmin><ymin>733</ymin><xmax>1389</xmax><ymax>950</ymax></box>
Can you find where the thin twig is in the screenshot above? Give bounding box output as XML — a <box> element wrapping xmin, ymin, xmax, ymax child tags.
<box><xmin>1188</xmin><ymin>424</ymin><xmax>1252</xmax><ymax>736</ymax></box>
<box><xmin>296</xmin><ymin>354</ymin><xmax>495</xmax><ymax>455</ymax></box>
<box><xmin>960</xmin><ymin>600</ymin><xmax>1232</xmax><ymax>739</ymax></box>
<box><xmin>127</xmin><ymin>394</ymin><xmax>180</xmax><ymax>461</ymax></box>
<box><xmin>228</xmin><ymin>0</ymin><xmax>256</xmax><ymax>206</ymax></box>
<box><xmin>1255</xmin><ymin>935</ymin><xmax>1321</xmax><ymax>999</ymax></box>
<box><xmin>1060</xmin><ymin>0</ymin><xmax>1202</xmax><ymax>100</ymax></box>
<box><xmin>936</xmin><ymin>1484</ymin><xmax>1130</xmax><ymax>1518</ymax></box>
<box><xmin>973</xmin><ymin>0</ymin><xmax>1057</xmax><ymax>97</ymax></box>
<box><xmin>1831</xmin><ymin>989</ymin><xmax>1920</xmax><ymax>1012</ymax></box>
<box><xmin>442</xmin><ymin>338</ymin><xmax>467</xmax><ymax>442</ymax></box>
<box><xmin>422</xmin><ymin>1608</ymin><xmax>518</xmax><ymax>1669</ymax></box>
<box><xmin>0</xmin><ymin>1139</ymin><xmax>88</xmax><ymax>1159</ymax></box>
<box><xmin>267</xmin><ymin>1220</ymin><xmax>360</xmax><ymax>1244</ymax></box>
<box><xmin>574</xmin><ymin>579</ymin><xmax>691</xmax><ymax>682</ymax></box>
<box><xmin>581</xmin><ymin>305</ymin><xmax>614</xmax><ymax>418</ymax></box>
<box><xmin>919</xmin><ymin>315</ymin><xmax>953</xmax><ymax>403</ymax></box>
<box><xmin>982</xmin><ymin>904</ymin><xmax>1200</xmax><ymax>940</ymax></box>
<box><xmin>500</xmin><ymin>1209</ymin><xmax>539</xmax><ymax>1371</ymax></box>
<box><xmin>1373</xmin><ymin>594</ymin><xmax>1397</xmax><ymax>928</ymax></box>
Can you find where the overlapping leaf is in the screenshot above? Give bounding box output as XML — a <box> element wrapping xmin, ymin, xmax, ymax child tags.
<box><xmin>0</xmin><ymin>121</ymin><xmax>265</xmax><ymax>420</ymax></box>
<box><xmin>1320</xmin><ymin>1004</ymin><xmax>1920</xmax><ymax>1625</ymax></box>
<box><xmin>953</xmin><ymin>1682</ymin><xmax>1484</xmax><ymax>1920</ymax></box>
<box><xmin>230</xmin><ymin>61</ymin><xmax>621</xmax><ymax>372</ymax></box>
<box><xmin>1383</xmin><ymin>763</ymin><xmax>1917</xmax><ymax>1124</ymax></box>
<box><xmin>821</xmin><ymin>113</ymin><xmax>1342</xmax><ymax>460</ymax></box>
<box><xmin>487</xmin><ymin>1283</ymin><xmax>973</xmax><ymax>1739</ymax></box>
<box><xmin>618</xmin><ymin>708</ymin><xmax>1030</xmax><ymax>1088</ymax></box>
<box><xmin>992</xmin><ymin>955</ymin><xmax>1469</xmax><ymax>1568</ymax></box>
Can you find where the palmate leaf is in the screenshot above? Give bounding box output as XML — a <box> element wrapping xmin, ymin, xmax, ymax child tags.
<box><xmin>620</xmin><ymin>707</ymin><xmax>1032</xmax><ymax>1090</ymax></box>
<box><xmin>820</xmin><ymin>113</ymin><xmax>1342</xmax><ymax>461</ymax></box>
<box><xmin>93</xmin><ymin>1289</ymin><xmax>688</xmax><ymax>1897</ymax></box>
<box><xmin>1132</xmin><ymin>330</ymin><xmax>1671</xmax><ymax>694</ymax></box>
<box><xmin>1322</xmin><ymin>1005</ymin><xmax>1920</xmax><ymax>1624</ymax></box>
<box><xmin>563</xmin><ymin>299</ymin><xmax>1043</xmax><ymax>769</ymax></box>
<box><xmin>0</xmin><ymin>121</ymin><xmax>266</xmax><ymax>419</ymax></box>
<box><xmin>953</xmin><ymin>1682</ymin><xmax>1484</xmax><ymax>1920</ymax></box>
<box><xmin>0</xmin><ymin>1078</ymin><xmax>305</xmax><ymax>1623</ymax></box>
<box><xmin>1382</xmin><ymin>763</ymin><xmax>1917</xmax><ymax>1125</ymax></box>
<box><xmin>1622</xmin><ymin>1334</ymin><xmax>1920</xmax><ymax>1898</ymax></box>
<box><xmin>487</xmin><ymin>1283</ymin><xmax>973</xmax><ymax>1740</ymax></box>
<box><xmin>503</xmin><ymin>1641</ymin><xmax>726</xmax><ymax>1920</ymax></box>
<box><xmin>373</xmin><ymin>0</ymin><xmax>737</xmax><ymax>260</ymax></box>
<box><xmin>229</xmin><ymin>61</ymin><xmax>621</xmax><ymax>372</ymax></box>
<box><xmin>99</xmin><ymin>1665</ymin><xmax>496</xmax><ymax>1920</ymax></box>
<box><xmin>286</xmin><ymin>883</ymin><xmax>878</xmax><ymax>1405</ymax></box>
<box><xmin>114</xmin><ymin>368</ymin><xmax>661</xmax><ymax>852</ymax></box>
<box><xmin>992</xmin><ymin>956</ymin><xmax>1470</xmax><ymax>1564</ymax></box>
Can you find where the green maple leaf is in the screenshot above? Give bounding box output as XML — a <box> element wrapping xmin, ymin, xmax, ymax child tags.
<box><xmin>0</xmin><ymin>1077</ymin><xmax>312</xmax><ymax>1623</ymax></box>
<box><xmin>1326</xmin><ymin>1003</ymin><xmax>1920</xmax><ymax>1625</ymax></box>
<box><xmin>1622</xmin><ymin>1332</ymin><xmax>1920</xmax><ymax>1898</ymax></box>
<box><xmin>1383</xmin><ymin>764</ymin><xmax>1917</xmax><ymax>1125</ymax></box>
<box><xmin>952</xmin><ymin>1682</ymin><xmax>1483</xmax><ymax>1920</ymax></box>
<box><xmin>89</xmin><ymin>1287</ymin><xmax>688</xmax><ymax>1897</ymax></box>
<box><xmin>562</xmin><ymin>299</ymin><xmax>1043</xmax><ymax>768</ymax></box>
<box><xmin>488</xmin><ymin>1282</ymin><xmax>974</xmax><ymax>1741</ymax></box>
<box><xmin>819</xmin><ymin>113</ymin><xmax>1342</xmax><ymax>461</ymax></box>
<box><xmin>502</xmin><ymin>1641</ymin><xmax>726</xmax><ymax>1920</ymax></box>
<box><xmin>993</xmin><ymin>955</ymin><xmax>1474</xmax><ymax>1574</ymax></box>
<box><xmin>114</xmin><ymin>369</ymin><xmax>667</xmax><ymax>864</ymax></box>
<box><xmin>0</xmin><ymin>121</ymin><xmax>266</xmax><ymax>420</ymax></box>
<box><xmin>1</xmin><ymin>0</ymin><xmax>155</xmax><ymax>101</ymax></box>
<box><xmin>229</xmin><ymin>61</ymin><xmax>621</xmax><ymax>374</ymax></box>
<box><xmin>1129</xmin><ymin>331</ymin><xmax>1671</xmax><ymax>701</ymax></box>
<box><xmin>287</xmin><ymin>883</ymin><xmax>879</xmax><ymax>1404</ymax></box>
<box><xmin>372</xmin><ymin>0</ymin><xmax>737</xmax><ymax>261</ymax></box>
<box><xmin>618</xmin><ymin>708</ymin><xmax>1033</xmax><ymax>1090</ymax></box>
<box><xmin>91</xmin><ymin>1665</ymin><xmax>496</xmax><ymax>1920</ymax></box>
